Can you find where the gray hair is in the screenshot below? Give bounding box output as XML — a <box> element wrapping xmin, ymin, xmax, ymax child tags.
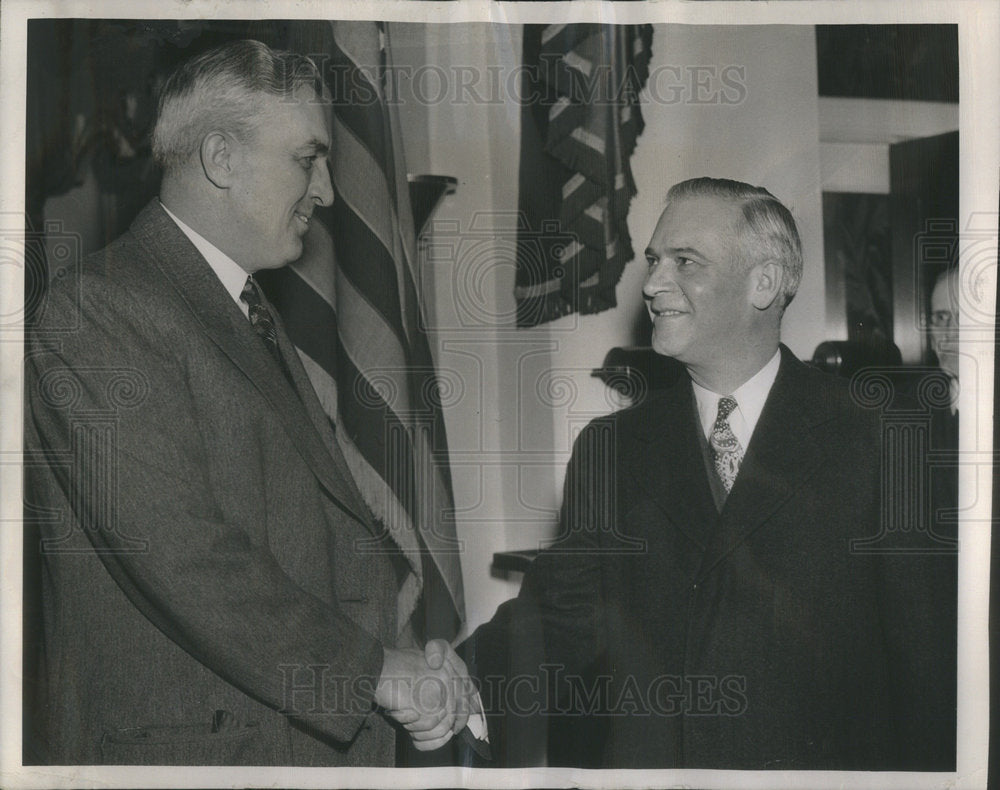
<box><xmin>666</xmin><ymin>177</ymin><xmax>804</xmax><ymax>309</ymax></box>
<box><xmin>152</xmin><ymin>39</ymin><xmax>324</xmax><ymax>171</ymax></box>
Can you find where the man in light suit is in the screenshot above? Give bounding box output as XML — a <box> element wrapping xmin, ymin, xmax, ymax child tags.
<box><xmin>464</xmin><ymin>177</ymin><xmax>956</xmax><ymax>769</ymax></box>
<box><xmin>23</xmin><ymin>39</ymin><xmax>472</xmax><ymax>766</ymax></box>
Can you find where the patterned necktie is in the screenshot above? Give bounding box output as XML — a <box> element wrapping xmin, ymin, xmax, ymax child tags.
<box><xmin>710</xmin><ymin>396</ymin><xmax>744</xmax><ymax>494</ymax></box>
<box><xmin>240</xmin><ymin>275</ymin><xmax>300</xmax><ymax>397</ymax></box>
<box><xmin>240</xmin><ymin>276</ymin><xmax>281</xmax><ymax>361</ymax></box>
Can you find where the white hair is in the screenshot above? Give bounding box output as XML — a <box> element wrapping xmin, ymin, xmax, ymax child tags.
<box><xmin>152</xmin><ymin>39</ymin><xmax>324</xmax><ymax>172</ymax></box>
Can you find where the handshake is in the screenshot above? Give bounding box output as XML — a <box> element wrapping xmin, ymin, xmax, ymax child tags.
<box><xmin>375</xmin><ymin>640</ymin><xmax>481</xmax><ymax>751</ymax></box>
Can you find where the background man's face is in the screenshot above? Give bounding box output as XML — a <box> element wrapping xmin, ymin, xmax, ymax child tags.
<box><xmin>642</xmin><ymin>194</ymin><xmax>758</xmax><ymax>378</ymax></box>
<box><xmin>228</xmin><ymin>85</ymin><xmax>334</xmax><ymax>272</ymax></box>
<box><xmin>930</xmin><ymin>270</ymin><xmax>960</xmax><ymax>378</ymax></box>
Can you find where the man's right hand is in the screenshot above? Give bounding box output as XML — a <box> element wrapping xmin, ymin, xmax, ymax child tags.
<box><xmin>375</xmin><ymin>640</ymin><xmax>474</xmax><ymax>751</ymax></box>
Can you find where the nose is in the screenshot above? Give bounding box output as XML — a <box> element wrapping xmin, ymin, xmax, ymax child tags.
<box><xmin>642</xmin><ymin>259</ymin><xmax>676</xmax><ymax>299</ymax></box>
<box><xmin>310</xmin><ymin>159</ymin><xmax>335</xmax><ymax>207</ymax></box>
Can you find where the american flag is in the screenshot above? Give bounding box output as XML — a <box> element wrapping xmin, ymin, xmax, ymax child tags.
<box><xmin>515</xmin><ymin>23</ymin><xmax>653</xmax><ymax>326</ymax></box>
<box><xmin>261</xmin><ymin>20</ymin><xmax>464</xmax><ymax>644</ymax></box>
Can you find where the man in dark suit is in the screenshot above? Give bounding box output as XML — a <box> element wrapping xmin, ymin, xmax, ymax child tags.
<box><xmin>23</xmin><ymin>39</ymin><xmax>472</xmax><ymax>766</ymax></box>
<box><xmin>464</xmin><ymin>177</ymin><xmax>956</xmax><ymax>770</ymax></box>
<box><xmin>930</xmin><ymin>265</ymin><xmax>961</xmax><ymax>442</ymax></box>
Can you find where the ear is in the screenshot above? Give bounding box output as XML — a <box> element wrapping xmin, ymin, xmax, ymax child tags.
<box><xmin>749</xmin><ymin>260</ymin><xmax>783</xmax><ymax>310</ymax></box>
<box><xmin>200</xmin><ymin>131</ymin><xmax>237</xmax><ymax>189</ymax></box>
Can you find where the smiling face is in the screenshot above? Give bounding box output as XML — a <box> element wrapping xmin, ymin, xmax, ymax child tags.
<box><xmin>643</xmin><ymin>194</ymin><xmax>772</xmax><ymax>388</ymax></box>
<box><xmin>226</xmin><ymin>85</ymin><xmax>334</xmax><ymax>272</ymax></box>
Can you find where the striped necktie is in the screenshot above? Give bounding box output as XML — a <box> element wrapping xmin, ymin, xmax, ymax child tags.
<box><xmin>710</xmin><ymin>396</ymin><xmax>744</xmax><ymax>494</ymax></box>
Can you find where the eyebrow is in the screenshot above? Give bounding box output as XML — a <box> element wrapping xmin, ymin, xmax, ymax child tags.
<box><xmin>644</xmin><ymin>245</ymin><xmax>705</xmax><ymax>260</ymax></box>
<box><xmin>297</xmin><ymin>138</ymin><xmax>330</xmax><ymax>155</ymax></box>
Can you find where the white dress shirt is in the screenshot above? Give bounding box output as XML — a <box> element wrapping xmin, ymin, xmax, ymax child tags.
<box><xmin>161</xmin><ymin>203</ymin><xmax>251</xmax><ymax>318</ymax></box>
<box><xmin>691</xmin><ymin>349</ymin><xmax>782</xmax><ymax>448</ymax></box>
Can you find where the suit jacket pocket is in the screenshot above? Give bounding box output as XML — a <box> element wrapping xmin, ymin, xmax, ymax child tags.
<box><xmin>100</xmin><ymin>710</ymin><xmax>274</xmax><ymax>765</ymax></box>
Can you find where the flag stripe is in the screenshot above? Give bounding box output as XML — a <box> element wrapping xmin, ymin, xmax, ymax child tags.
<box><xmin>337</xmin><ymin>276</ymin><xmax>412</xmax><ymax>412</ymax></box>
<box><xmin>297</xmin><ymin>352</ymin><xmax>423</xmax><ymax>562</ymax></box>
<box><xmin>261</xmin><ymin>267</ymin><xmax>339</xmax><ymax>376</ymax></box>
<box><xmin>329</xmin><ymin>204</ymin><xmax>409</xmax><ymax>352</ymax></box>
<box><xmin>330</xmin><ymin>115</ymin><xmax>397</xmax><ymax>254</ymax></box>
<box><xmin>327</xmin><ymin>40</ymin><xmax>394</xmax><ymax>201</ymax></box>
<box><xmin>269</xmin><ymin>20</ymin><xmax>465</xmax><ymax>640</ymax></box>
<box><xmin>338</xmin><ymin>349</ymin><xmax>418</xmax><ymax>517</ymax></box>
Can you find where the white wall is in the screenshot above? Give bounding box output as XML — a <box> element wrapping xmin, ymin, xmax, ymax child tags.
<box><xmin>396</xmin><ymin>23</ymin><xmax>826</xmax><ymax>632</ymax></box>
<box><xmin>391</xmin><ymin>22</ymin><xmax>533</xmax><ymax>634</ymax></box>
<box><xmin>629</xmin><ymin>25</ymin><xmax>826</xmax><ymax>360</ymax></box>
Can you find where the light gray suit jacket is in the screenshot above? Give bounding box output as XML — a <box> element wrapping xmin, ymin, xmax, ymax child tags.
<box><xmin>24</xmin><ymin>201</ymin><xmax>399</xmax><ymax>765</ymax></box>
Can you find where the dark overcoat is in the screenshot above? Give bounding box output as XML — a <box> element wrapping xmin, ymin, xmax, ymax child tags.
<box><xmin>467</xmin><ymin>347</ymin><xmax>957</xmax><ymax>770</ymax></box>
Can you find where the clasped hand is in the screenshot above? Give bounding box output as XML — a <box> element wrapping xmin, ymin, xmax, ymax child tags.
<box><xmin>375</xmin><ymin>640</ymin><xmax>477</xmax><ymax>750</ymax></box>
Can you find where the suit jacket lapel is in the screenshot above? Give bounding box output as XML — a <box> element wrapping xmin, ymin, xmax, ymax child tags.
<box><xmin>268</xmin><ymin>296</ymin><xmax>376</xmax><ymax>528</ymax></box>
<box><xmin>129</xmin><ymin>201</ymin><xmax>375</xmax><ymax>532</ymax></box>
<box><xmin>696</xmin><ymin>347</ymin><xmax>835</xmax><ymax>581</ymax></box>
<box><xmin>628</xmin><ymin>379</ymin><xmax>718</xmax><ymax>551</ymax></box>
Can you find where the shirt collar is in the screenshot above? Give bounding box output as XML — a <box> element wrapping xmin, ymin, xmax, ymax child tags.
<box><xmin>692</xmin><ymin>348</ymin><xmax>782</xmax><ymax>449</ymax></box>
<box><xmin>161</xmin><ymin>202</ymin><xmax>250</xmax><ymax>314</ymax></box>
